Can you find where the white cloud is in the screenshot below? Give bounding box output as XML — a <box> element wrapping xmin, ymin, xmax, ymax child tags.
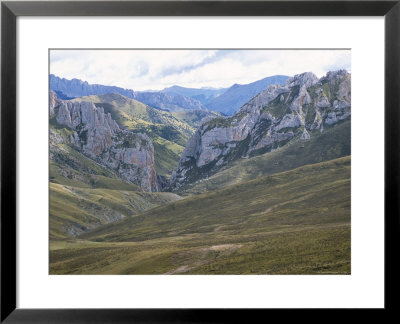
<box><xmin>50</xmin><ymin>49</ymin><xmax>351</xmax><ymax>90</ymax></box>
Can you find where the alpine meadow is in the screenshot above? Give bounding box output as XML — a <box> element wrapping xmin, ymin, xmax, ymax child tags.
<box><xmin>49</xmin><ymin>49</ymin><xmax>351</xmax><ymax>274</ymax></box>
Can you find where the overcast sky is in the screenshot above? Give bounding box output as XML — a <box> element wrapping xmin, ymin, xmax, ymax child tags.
<box><xmin>50</xmin><ymin>49</ymin><xmax>351</xmax><ymax>91</ymax></box>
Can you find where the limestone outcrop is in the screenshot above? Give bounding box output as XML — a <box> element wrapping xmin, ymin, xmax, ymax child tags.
<box><xmin>171</xmin><ymin>70</ymin><xmax>351</xmax><ymax>189</ymax></box>
<box><xmin>53</xmin><ymin>100</ymin><xmax>159</xmax><ymax>192</ymax></box>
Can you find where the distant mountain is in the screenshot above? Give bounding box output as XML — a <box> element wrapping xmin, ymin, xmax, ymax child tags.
<box><xmin>132</xmin><ymin>91</ymin><xmax>206</xmax><ymax>112</ymax></box>
<box><xmin>50</xmin><ymin>75</ymin><xmax>293</xmax><ymax>116</ymax></box>
<box><xmin>50</xmin><ymin>74</ymin><xmax>135</xmax><ymax>98</ymax></box>
<box><xmin>133</xmin><ymin>76</ymin><xmax>292</xmax><ymax>114</ymax></box>
<box><xmin>205</xmin><ymin>75</ymin><xmax>290</xmax><ymax>115</ymax></box>
<box><xmin>171</xmin><ymin>110</ymin><xmax>223</xmax><ymax>129</ymax></box>
<box><xmin>162</xmin><ymin>85</ymin><xmax>227</xmax><ymax>105</ymax></box>
<box><xmin>53</xmin><ymin>90</ymin><xmax>76</xmax><ymax>100</ymax></box>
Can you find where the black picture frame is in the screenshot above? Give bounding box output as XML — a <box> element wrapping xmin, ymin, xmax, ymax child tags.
<box><xmin>1</xmin><ymin>0</ymin><xmax>399</xmax><ymax>322</ymax></box>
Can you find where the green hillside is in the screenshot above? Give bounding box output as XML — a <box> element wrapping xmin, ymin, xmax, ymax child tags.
<box><xmin>177</xmin><ymin>120</ymin><xmax>350</xmax><ymax>195</ymax></box>
<box><xmin>171</xmin><ymin>109</ymin><xmax>222</xmax><ymax>128</ymax></box>
<box><xmin>50</xmin><ymin>183</ymin><xmax>182</xmax><ymax>240</ymax></box>
<box><xmin>72</xmin><ymin>93</ymin><xmax>193</xmax><ymax>136</ymax></box>
<box><xmin>50</xmin><ymin>156</ymin><xmax>350</xmax><ymax>274</ymax></box>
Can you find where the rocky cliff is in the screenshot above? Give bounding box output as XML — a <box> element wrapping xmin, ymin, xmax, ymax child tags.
<box><xmin>49</xmin><ymin>90</ymin><xmax>60</xmax><ymax>116</ymax></box>
<box><xmin>171</xmin><ymin>70</ymin><xmax>351</xmax><ymax>189</ymax></box>
<box><xmin>51</xmin><ymin>100</ymin><xmax>159</xmax><ymax>192</ymax></box>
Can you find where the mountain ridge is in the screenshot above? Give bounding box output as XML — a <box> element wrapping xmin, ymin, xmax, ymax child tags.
<box><xmin>50</xmin><ymin>74</ymin><xmax>206</xmax><ymax>112</ymax></box>
<box><xmin>161</xmin><ymin>85</ymin><xmax>227</xmax><ymax>105</ymax></box>
<box><xmin>171</xmin><ymin>70</ymin><xmax>351</xmax><ymax>190</ymax></box>
<box><xmin>204</xmin><ymin>75</ymin><xmax>290</xmax><ymax>115</ymax></box>
<box><xmin>50</xmin><ymin>74</ymin><xmax>291</xmax><ymax>115</ymax></box>
<box><xmin>50</xmin><ymin>74</ymin><xmax>135</xmax><ymax>98</ymax></box>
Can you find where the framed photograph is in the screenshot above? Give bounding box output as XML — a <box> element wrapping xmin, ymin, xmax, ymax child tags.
<box><xmin>1</xmin><ymin>0</ymin><xmax>399</xmax><ymax>321</ymax></box>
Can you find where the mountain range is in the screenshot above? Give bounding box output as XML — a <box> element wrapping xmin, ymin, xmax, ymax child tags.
<box><xmin>50</xmin><ymin>74</ymin><xmax>289</xmax><ymax>115</ymax></box>
<box><xmin>50</xmin><ymin>74</ymin><xmax>206</xmax><ymax>112</ymax></box>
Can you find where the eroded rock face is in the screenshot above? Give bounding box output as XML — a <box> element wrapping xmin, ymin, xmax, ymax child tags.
<box><xmin>171</xmin><ymin>70</ymin><xmax>351</xmax><ymax>189</ymax></box>
<box><xmin>286</xmin><ymin>71</ymin><xmax>319</xmax><ymax>88</ymax></box>
<box><xmin>57</xmin><ymin>101</ymin><xmax>120</xmax><ymax>154</ymax></box>
<box><xmin>49</xmin><ymin>90</ymin><xmax>60</xmax><ymax>116</ymax></box>
<box><xmin>54</xmin><ymin>100</ymin><xmax>159</xmax><ymax>192</ymax></box>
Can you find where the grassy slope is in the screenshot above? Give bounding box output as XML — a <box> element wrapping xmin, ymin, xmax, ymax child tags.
<box><xmin>50</xmin><ymin>156</ymin><xmax>350</xmax><ymax>274</ymax></box>
<box><xmin>50</xmin><ymin>183</ymin><xmax>182</xmax><ymax>240</ymax></box>
<box><xmin>71</xmin><ymin>93</ymin><xmax>195</xmax><ymax>176</ymax></box>
<box><xmin>178</xmin><ymin>120</ymin><xmax>350</xmax><ymax>195</ymax></box>
<box><xmin>171</xmin><ymin>110</ymin><xmax>222</xmax><ymax>128</ymax></box>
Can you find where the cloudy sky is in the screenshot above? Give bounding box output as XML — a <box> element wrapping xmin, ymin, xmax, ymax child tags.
<box><xmin>50</xmin><ymin>49</ymin><xmax>351</xmax><ymax>91</ymax></box>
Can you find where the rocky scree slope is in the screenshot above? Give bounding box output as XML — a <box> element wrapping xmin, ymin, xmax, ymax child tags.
<box><xmin>171</xmin><ymin>70</ymin><xmax>351</xmax><ymax>190</ymax></box>
<box><xmin>50</xmin><ymin>95</ymin><xmax>159</xmax><ymax>192</ymax></box>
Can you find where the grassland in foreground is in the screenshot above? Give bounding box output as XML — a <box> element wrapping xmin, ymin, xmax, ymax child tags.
<box><xmin>50</xmin><ymin>156</ymin><xmax>351</xmax><ymax>275</ymax></box>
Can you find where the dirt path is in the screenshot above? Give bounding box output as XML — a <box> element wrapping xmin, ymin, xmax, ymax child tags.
<box><xmin>208</xmin><ymin>244</ymin><xmax>243</xmax><ymax>252</ymax></box>
<box><xmin>163</xmin><ymin>244</ymin><xmax>243</xmax><ymax>275</ymax></box>
<box><xmin>163</xmin><ymin>265</ymin><xmax>193</xmax><ymax>275</ymax></box>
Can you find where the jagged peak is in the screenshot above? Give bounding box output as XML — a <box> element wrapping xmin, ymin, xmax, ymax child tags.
<box><xmin>321</xmin><ymin>69</ymin><xmax>350</xmax><ymax>82</ymax></box>
<box><xmin>285</xmin><ymin>72</ymin><xmax>319</xmax><ymax>88</ymax></box>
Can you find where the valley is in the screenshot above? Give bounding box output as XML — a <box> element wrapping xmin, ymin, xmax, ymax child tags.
<box><xmin>49</xmin><ymin>68</ymin><xmax>351</xmax><ymax>275</ymax></box>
